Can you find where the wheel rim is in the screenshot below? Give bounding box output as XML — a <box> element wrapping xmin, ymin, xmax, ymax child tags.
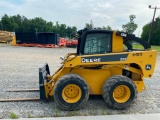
<box><xmin>113</xmin><ymin>85</ymin><xmax>131</xmax><ymax>103</ymax></box>
<box><xmin>62</xmin><ymin>84</ymin><xmax>82</xmax><ymax>103</ymax></box>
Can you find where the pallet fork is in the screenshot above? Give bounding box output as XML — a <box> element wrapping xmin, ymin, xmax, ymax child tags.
<box><xmin>0</xmin><ymin>64</ymin><xmax>49</xmax><ymax>102</ymax></box>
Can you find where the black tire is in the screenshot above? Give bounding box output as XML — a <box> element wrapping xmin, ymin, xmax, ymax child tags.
<box><xmin>102</xmin><ymin>75</ymin><xmax>137</xmax><ymax>109</ymax></box>
<box><xmin>54</xmin><ymin>73</ymin><xmax>89</xmax><ymax>110</ymax></box>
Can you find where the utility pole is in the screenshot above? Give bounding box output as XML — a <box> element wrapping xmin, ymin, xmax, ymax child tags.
<box><xmin>148</xmin><ymin>5</ymin><xmax>160</xmax><ymax>44</ymax></box>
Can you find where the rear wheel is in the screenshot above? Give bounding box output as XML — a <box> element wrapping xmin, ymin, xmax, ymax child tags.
<box><xmin>102</xmin><ymin>75</ymin><xmax>137</xmax><ymax>109</ymax></box>
<box><xmin>54</xmin><ymin>74</ymin><xmax>89</xmax><ymax>110</ymax></box>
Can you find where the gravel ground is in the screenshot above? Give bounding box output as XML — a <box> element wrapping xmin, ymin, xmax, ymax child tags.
<box><xmin>0</xmin><ymin>44</ymin><xmax>160</xmax><ymax>119</ymax></box>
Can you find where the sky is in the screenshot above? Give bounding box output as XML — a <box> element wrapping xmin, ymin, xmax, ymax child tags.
<box><xmin>0</xmin><ymin>0</ymin><xmax>160</xmax><ymax>36</ymax></box>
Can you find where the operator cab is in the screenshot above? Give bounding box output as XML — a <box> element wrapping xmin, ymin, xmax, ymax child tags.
<box><xmin>76</xmin><ymin>29</ymin><xmax>151</xmax><ymax>55</ymax></box>
<box><xmin>77</xmin><ymin>29</ymin><xmax>113</xmax><ymax>55</ymax></box>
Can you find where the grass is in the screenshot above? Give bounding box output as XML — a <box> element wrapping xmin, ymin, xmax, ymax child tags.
<box><xmin>27</xmin><ymin>113</ymin><xmax>31</xmax><ymax>118</ymax></box>
<box><xmin>10</xmin><ymin>112</ymin><xmax>19</xmax><ymax>119</ymax></box>
<box><xmin>150</xmin><ymin>45</ymin><xmax>160</xmax><ymax>52</ymax></box>
<box><xmin>130</xmin><ymin>44</ymin><xmax>160</xmax><ymax>52</ymax></box>
<box><xmin>55</xmin><ymin>109</ymin><xmax>59</xmax><ymax>117</ymax></box>
<box><xmin>66</xmin><ymin>110</ymin><xmax>79</xmax><ymax>116</ymax></box>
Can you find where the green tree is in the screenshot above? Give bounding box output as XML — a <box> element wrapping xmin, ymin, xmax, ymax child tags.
<box><xmin>30</xmin><ymin>17</ymin><xmax>47</xmax><ymax>32</ymax></box>
<box><xmin>141</xmin><ymin>16</ymin><xmax>160</xmax><ymax>45</ymax></box>
<box><xmin>11</xmin><ymin>14</ymin><xmax>26</xmax><ymax>32</ymax></box>
<box><xmin>102</xmin><ymin>25</ymin><xmax>112</xmax><ymax>30</ymax></box>
<box><xmin>85</xmin><ymin>20</ymin><xmax>94</xmax><ymax>29</ymax></box>
<box><xmin>122</xmin><ymin>14</ymin><xmax>138</xmax><ymax>34</ymax></box>
<box><xmin>1</xmin><ymin>14</ymin><xmax>11</xmax><ymax>30</ymax></box>
<box><xmin>141</xmin><ymin>23</ymin><xmax>150</xmax><ymax>42</ymax></box>
<box><xmin>0</xmin><ymin>14</ymin><xmax>77</xmax><ymax>37</ymax></box>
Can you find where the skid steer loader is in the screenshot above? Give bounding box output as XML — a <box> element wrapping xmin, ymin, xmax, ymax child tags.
<box><xmin>39</xmin><ymin>28</ymin><xmax>157</xmax><ymax>110</ymax></box>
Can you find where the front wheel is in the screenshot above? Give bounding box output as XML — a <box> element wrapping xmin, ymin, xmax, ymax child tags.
<box><xmin>102</xmin><ymin>75</ymin><xmax>137</xmax><ymax>109</ymax></box>
<box><xmin>54</xmin><ymin>74</ymin><xmax>89</xmax><ymax>110</ymax></box>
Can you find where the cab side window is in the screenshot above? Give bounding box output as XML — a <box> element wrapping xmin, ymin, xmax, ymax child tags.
<box><xmin>84</xmin><ymin>33</ymin><xmax>111</xmax><ymax>55</ymax></box>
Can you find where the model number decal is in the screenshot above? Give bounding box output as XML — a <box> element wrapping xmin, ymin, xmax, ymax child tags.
<box><xmin>133</xmin><ymin>53</ymin><xmax>142</xmax><ymax>56</ymax></box>
<box><xmin>120</xmin><ymin>58</ymin><xmax>127</xmax><ymax>61</ymax></box>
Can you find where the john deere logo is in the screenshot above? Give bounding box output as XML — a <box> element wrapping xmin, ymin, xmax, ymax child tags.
<box><xmin>81</xmin><ymin>58</ymin><xmax>101</xmax><ymax>63</ymax></box>
<box><xmin>145</xmin><ymin>64</ymin><xmax>151</xmax><ymax>70</ymax></box>
<box><xmin>121</xmin><ymin>33</ymin><xmax>127</xmax><ymax>37</ymax></box>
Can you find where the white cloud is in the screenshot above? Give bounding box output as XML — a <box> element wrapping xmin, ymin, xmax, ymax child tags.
<box><xmin>0</xmin><ymin>0</ymin><xmax>160</xmax><ymax>36</ymax></box>
<box><xmin>97</xmin><ymin>2</ymin><xmax>111</xmax><ymax>8</ymax></box>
